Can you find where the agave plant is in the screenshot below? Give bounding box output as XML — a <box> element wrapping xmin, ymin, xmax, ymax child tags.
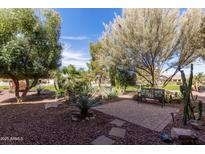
<box><xmin>76</xmin><ymin>94</ymin><xmax>100</xmax><ymax>119</ymax></box>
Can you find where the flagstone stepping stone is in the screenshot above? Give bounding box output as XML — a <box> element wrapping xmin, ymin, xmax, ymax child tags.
<box><xmin>91</xmin><ymin>135</ymin><xmax>114</xmax><ymax>145</ymax></box>
<box><xmin>171</xmin><ymin>127</ymin><xmax>196</xmax><ymax>139</ymax></box>
<box><xmin>199</xmin><ymin>135</ymin><xmax>205</xmax><ymax>143</ymax></box>
<box><xmin>110</xmin><ymin>119</ymin><xmax>125</xmax><ymax>127</ymax></box>
<box><xmin>109</xmin><ymin>127</ymin><xmax>126</xmax><ymax>138</ymax></box>
<box><xmin>44</xmin><ymin>103</ymin><xmax>62</xmax><ymax>110</ymax></box>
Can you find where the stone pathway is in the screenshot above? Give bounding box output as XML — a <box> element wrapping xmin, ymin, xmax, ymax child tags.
<box><xmin>94</xmin><ymin>100</ymin><xmax>179</xmax><ymax>132</ymax></box>
<box><xmin>110</xmin><ymin>119</ymin><xmax>125</xmax><ymax>127</ymax></box>
<box><xmin>91</xmin><ymin>99</ymin><xmax>179</xmax><ymax>144</ymax></box>
<box><xmin>91</xmin><ymin>135</ymin><xmax>114</xmax><ymax>145</ymax></box>
<box><xmin>91</xmin><ymin>118</ymin><xmax>127</xmax><ymax>144</ymax></box>
<box><xmin>109</xmin><ymin>127</ymin><xmax>126</xmax><ymax>138</ymax></box>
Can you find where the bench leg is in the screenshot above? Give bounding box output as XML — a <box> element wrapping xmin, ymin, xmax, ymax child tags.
<box><xmin>138</xmin><ymin>96</ymin><xmax>143</xmax><ymax>104</ymax></box>
<box><xmin>161</xmin><ymin>99</ymin><xmax>164</xmax><ymax>108</ymax></box>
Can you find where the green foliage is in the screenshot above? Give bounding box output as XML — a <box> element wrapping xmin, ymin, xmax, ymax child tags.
<box><xmin>99</xmin><ymin>9</ymin><xmax>202</xmax><ymax>88</ymax></box>
<box><xmin>109</xmin><ymin>67</ymin><xmax>136</xmax><ymax>94</ymax></box>
<box><xmin>164</xmin><ymin>91</ymin><xmax>182</xmax><ymax>104</ymax></box>
<box><xmin>0</xmin><ymin>9</ymin><xmax>62</xmax><ymax>79</ymax></box>
<box><xmin>76</xmin><ymin>94</ymin><xmax>100</xmax><ymax>118</ymax></box>
<box><xmin>0</xmin><ymin>9</ymin><xmax>62</xmax><ymax>101</ymax></box>
<box><xmin>53</xmin><ymin>65</ymin><xmax>92</xmax><ymax>103</ymax></box>
<box><xmin>193</xmin><ymin>72</ymin><xmax>205</xmax><ymax>91</ymax></box>
<box><xmin>55</xmin><ymin>88</ymin><xmax>65</xmax><ymax>98</ymax></box>
<box><xmin>114</xmin><ymin>69</ymin><xmax>127</xmax><ymax>93</ymax></box>
<box><xmin>100</xmin><ymin>87</ymin><xmax>118</xmax><ymax>99</ymax></box>
<box><xmin>89</xmin><ymin>42</ymin><xmax>108</xmax><ymax>88</ymax></box>
<box><xmin>107</xmin><ymin>88</ymin><xmax>118</xmax><ymax>98</ymax></box>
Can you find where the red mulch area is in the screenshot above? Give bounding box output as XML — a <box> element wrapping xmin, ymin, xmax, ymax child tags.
<box><xmin>0</xmin><ymin>91</ymin><xmax>167</xmax><ymax>145</ymax></box>
<box><xmin>1</xmin><ymin>90</ymin><xmax>204</xmax><ymax>145</ymax></box>
<box><xmin>163</xmin><ymin>105</ymin><xmax>205</xmax><ymax>145</ymax></box>
<box><xmin>0</xmin><ymin>103</ymin><xmax>166</xmax><ymax>145</ymax></box>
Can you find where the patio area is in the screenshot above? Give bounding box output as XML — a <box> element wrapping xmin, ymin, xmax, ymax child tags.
<box><xmin>94</xmin><ymin>99</ymin><xmax>179</xmax><ymax>132</ymax></box>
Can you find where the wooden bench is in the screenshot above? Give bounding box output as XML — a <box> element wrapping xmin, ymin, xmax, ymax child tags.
<box><xmin>138</xmin><ymin>88</ymin><xmax>165</xmax><ymax>107</ymax></box>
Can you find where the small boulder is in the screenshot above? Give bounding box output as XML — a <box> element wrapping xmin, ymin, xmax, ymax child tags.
<box><xmin>44</xmin><ymin>103</ymin><xmax>61</xmax><ymax>110</ymax></box>
<box><xmin>71</xmin><ymin>114</ymin><xmax>79</xmax><ymax>121</ymax></box>
<box><xmin>171</xmin><ymin>127</ymin><xmax>196</xmax><ymax>139</ymax></box>
<box><xmin>171</xmin><ymin>127</ymin><xmax>198</xmax><ymax>144</ymax></box>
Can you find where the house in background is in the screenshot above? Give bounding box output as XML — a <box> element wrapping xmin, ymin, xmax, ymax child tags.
<box><xmin>160</xmin><ymin>74</ymin><xmax>184</xmax><ymax>85</ymax></box>
<box><xmin>171</xmin><ymin>75</ymin><xmax>182</xmax><ymax>82</ymax></box>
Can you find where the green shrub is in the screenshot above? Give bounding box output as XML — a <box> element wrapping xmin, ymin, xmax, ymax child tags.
<box><xmin>165</xmin><ymin>91</ymin><xmax>182</xmax><ymax>104</ymax></box>
<box><xmin>75</xmin><ymin>94</ymin><xmax>100</xmax><ymax>119</ymax></box>
<box><xmin>107</xmin><ymin>88</ymin><xmax>118</xmax><ymax>98</ymax></box>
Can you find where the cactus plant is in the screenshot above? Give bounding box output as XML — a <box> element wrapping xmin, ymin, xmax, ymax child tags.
<box><xmin>179</xmin><ymin>64</ymin><xmax>195</xmax><ymax>125</ymax></box>
<box><xmin>197</xmin><ymin>100</ymin><xmax>203</xmax><ymax>120</ymax></box>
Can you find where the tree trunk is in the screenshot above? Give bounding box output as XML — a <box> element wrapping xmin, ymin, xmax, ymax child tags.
<box><xmin>13</xmin><ymin>79</ymin><xmax>22</xmax><ymax>103</ymax></box>
<box><xmin>98</xmin><ymin>75</ymin><xmax>102</xmax><ymax>88</ymax></box>
<box><xmin>151</xmin><ymin>70</ymin><xmax>156</xmax><ymax>88</ymax></box>
<box><xmin>20</xmin><ymin>79</ymin><xmax>30</xmax><ymax>101</ymax></box>
<box><xmin>12</xmin><ymin>78</ymin><xmax>38</xmax><ymax>103</ymax></box>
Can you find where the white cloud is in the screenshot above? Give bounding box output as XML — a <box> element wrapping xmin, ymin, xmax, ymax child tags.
<box><xmin>61</xmin><ymin>36</ymin><xmax>89</xmax><ymax>40</ymax></box>
<box><xmin>61</xmin><ymin>44</ymin><xmax>90</xmax><ymax>69</ymax></box>
<box><xmin>62</xmin><ymin>60</ymin><xmax>88</xmax><ymax>69</ymax></box>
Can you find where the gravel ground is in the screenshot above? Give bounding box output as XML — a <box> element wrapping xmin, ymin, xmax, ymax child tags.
<box><xmin>0</xmin><ymin>90</ymin><xmax>204</xmax><ymax>145</ymax></box>
<box><xmin>0</xmin><ymin>91</ymin><xmax>167</xmax><ymax>145</ymax></box>
<box><xmin>0</xmin><ymin>101</ymin><xmax>166</xmax><ymax>145</ymax></box>
<box><xmin>163</xmin><ymin>105</ymin><xmax>205</xmax><ymax>144</ymax></box>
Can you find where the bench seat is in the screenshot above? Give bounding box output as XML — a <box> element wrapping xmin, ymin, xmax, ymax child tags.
<box><xmin>138</xmin><ymin>88</ymin><xmax>165</xmax><ymax>107</ymax></box>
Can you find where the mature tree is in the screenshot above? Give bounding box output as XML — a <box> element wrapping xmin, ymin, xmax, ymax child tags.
<box><xmin>98</xmin><ymin>9</ymin><xmax>203</xmax><ymax>87</ymax></box>
<box><xmin>0</xmin><ymin>9</ymin><xmax>62</xmax><ymax>102</ymax></box>
<box><xmin>89</xmin><ymin>42</ymin><xmax>108</xmax><ymax>88</ymax></box>
<box><xmin>195</xmin><ymin>15</ymin><xmax>205</xmax><ymax>61</ymax></box>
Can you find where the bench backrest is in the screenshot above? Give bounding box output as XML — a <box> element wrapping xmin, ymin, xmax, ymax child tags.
<box><xmin>141</xmin><ymin>88</ymin><xmax>165</xmax><ymax>98</ymax></box>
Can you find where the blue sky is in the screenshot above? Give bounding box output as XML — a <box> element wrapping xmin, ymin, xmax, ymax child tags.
<box><xmin>55</xmin><ymin>8</ymin><xmax>205</xmax><ymax>75</ymax></box>
<box><xmin>55</xmin><ymin>8</ymin><xmax>121</xmax><ymax>68</ymax></box>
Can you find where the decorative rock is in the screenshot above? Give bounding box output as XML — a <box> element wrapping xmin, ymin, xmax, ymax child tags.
<box><xmin>91</xmin><ymin>135</ymin><xmax>114</xmax><ymax>145</ymax></box>
<box><xmin>44</xmin><ymin>103</ymin><xmax>61</xmax><ymax>110</ymax></box>
<box><xmin>189</xmin><ymin>120</ymin><xmax>205</xmax><ymax>130</ymax></box>
<box><xmin>171</xmin><ymin>128</ymin><xmax>196</xmax><ymax>139</ymax></box>
<box><xmin>109</xmin><ymin>127</ymin><xmax>126</xmax><ymax>138</ymax></box>
<box><xmin>110</xmin><ymin>119</ymin><xmax>125</xmax><ymax>127</ymax></box>
<box><xmin>71</xmin><ymin>114</ymin><xmax>79</xmax><ymax>121</ymax></box>
<box><xmin>90</xmin><ymin>116</ymin><xmax>95</xmax><ymax>120</ymax></box>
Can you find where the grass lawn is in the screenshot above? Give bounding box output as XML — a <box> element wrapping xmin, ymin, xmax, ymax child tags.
<box><xmin>126</xmin><ymin>84</ymin><xmax>180</xmax><ymax>92</ymax></box>
<box><xmin>2</xmin><ymin>84</ymin><xmax>180</xmax><ymax>92</ymax></box>
<box><xmin>0</xmin><ymin>85</ymin><xmax>56</xmax><ymax>91</ymax></box>
<box><xmin>162</xmin><ymin>85</ymin><xmax>180</xmax><ymax>91</ymax></box>
<box><xmin>0</xmin><ymin>86</ymin><xmax>9</xmax><ymax>90</ymax></box>
<box><xmin>126</xmin><ymin>86</ymin><xmax>138</xmax><ymax>91</ymax></box>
